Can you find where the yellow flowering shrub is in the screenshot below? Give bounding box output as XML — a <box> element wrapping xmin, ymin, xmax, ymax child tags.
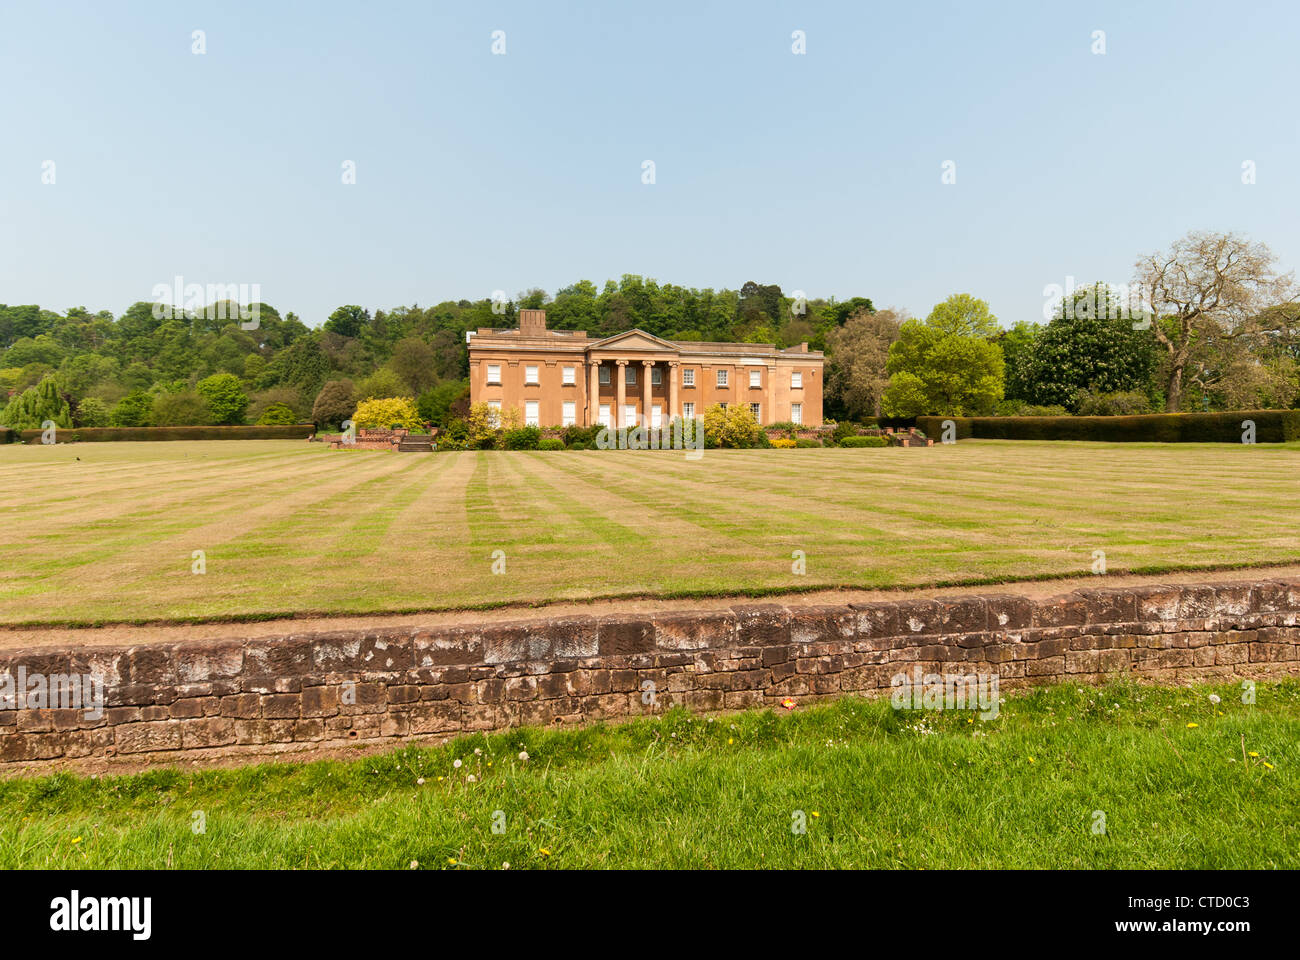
<box><xmin>352</xmin><ymin>396</ymin><xmax>422</xmax><ymax>430</ymax></box>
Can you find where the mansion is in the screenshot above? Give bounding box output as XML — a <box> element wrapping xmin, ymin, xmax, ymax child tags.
<box><xmin>467</xmin><ymin>309</ymin><xmax>824</xmax><ymax>429</ymax></box>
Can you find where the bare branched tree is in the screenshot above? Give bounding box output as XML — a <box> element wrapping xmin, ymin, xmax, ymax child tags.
<box><xmin>1134</xmin><ymin>231</ymin><xmax>1297</xmax><ymax>411</ymax></box>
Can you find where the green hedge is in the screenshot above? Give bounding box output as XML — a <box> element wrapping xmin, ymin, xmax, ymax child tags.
<box><xmin>916</xmin><ymin>410</ymin><xmax>1300</xmax><ymax>443</ymax></box>
<box><xmin>839</xmin><ymin>435</ymin><xmax>889</xmax><ymax>448</ymax></box>
<box><xmin>11</xmin><ymin>424</ymin><xmax>316</xmax><ymax>443</ymax></box>
<box><xmin>538</xmin><ymin>437</ymin><xmax>564</xmax><ymax>450</ymax></box>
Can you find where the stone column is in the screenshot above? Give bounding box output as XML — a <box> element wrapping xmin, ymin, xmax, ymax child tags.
<box><xmin>668</xmin><ymin>361</ymin><xmax>679</xmax><ymax>421</ymax></box>
<box><xmin>588</xmin><ymin>361</ymin><xmax>601</xmax><ymax>426</ymax></box>
<box><xmin>615</xmin><ymin>360</ymin><xmax>628</xmax><ymax>428</ymax></box>
<box><xmin>642</xmin><ymin>360</ymin><xmax>654</xmax><ymax>427</ymax></box>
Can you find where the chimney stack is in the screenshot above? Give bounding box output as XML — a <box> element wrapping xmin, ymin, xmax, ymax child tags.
<box><xmin>519</xmin><ymin>309</ymin><xmax>547</xmax><ymax>335</ymax></box>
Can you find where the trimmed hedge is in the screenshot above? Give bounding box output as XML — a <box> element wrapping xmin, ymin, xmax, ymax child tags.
<box><xmin>916</xmin><ymin>410</ymin><xmax>1300</xmax><ymax>444</ymax></box>
<box><xmin>9</xmin><ymin>424</ymin><xmax>316</xmax><ymax>443</ymax></box>
<box><xmin>538</xmin><ymin>437</ymin><xmax>565</xmax><ymax>450</ymax></box>
<box><xmin>839</xmin><ymin>435</ymin><xmax>889</xmax><ymax>448</ymax></box>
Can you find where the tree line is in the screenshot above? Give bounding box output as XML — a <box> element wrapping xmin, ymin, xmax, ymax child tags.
<box><xmin>2</xmin><ymin>231</ymin><xmax>1296</xmax><ymax>432</ymax></box>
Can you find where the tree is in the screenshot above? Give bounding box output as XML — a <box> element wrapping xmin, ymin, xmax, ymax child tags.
<box><xmin>352</xmin><ymin>396</ymin><xmax>421</xmax><ymax>430</ymax></box>
<box><xmin>355</xmin><ymin>368</ymin><xmax>406</xmax><ymax>400</ymax></box>
<box><xmin>824</xmin><ymin>308</ymin><xmax>902</xmax><ymax>421</ymax></box>
<box><xmin>109</xmin><ymin>391</ymin><xmax>152</xmax><ymax>427</ymax></box>
<box><xmin>196</xmin><ymin>373</ymin><xmax>249</xmax><ymax>425</ymax></box>
<box><xmin>389</xmin><ymin>337</ymin><xmax>438</xmax><ymax>395</ymax></box>
<box><xmin>312</xmin><ymin>380</ymin><xmax>356</xmax><ymax>430</ymax></box>
<box><xmin>417</xmin><ymin>380</ymin><xmax>469</xmax><ymax>427</ymax></box>
<box><xmin>881</xmin><ymin>296</ymin><xmax>1004</xmax><ymax>416</ymax></box>
<box><xmin>73</xmin><ymin>396</ymin><xmax>110</xmax><ymax>427</ymax></box>
<box><xmin>997</xmin><ymin>321</ymin><xmax>1040</xmax><ymax>403</ymax></box>
<box><xmin>151</xmin><ymin>390</ymin><xmax>210</xmax><ymax>426</ymax></box>
<box><xmin>1018</xmin><ymin>284</ymin><xmax>1157</xmax><ymax>409</ymax></box>
<box><xmin>1135</xmin><ymin>231</ymin><xmax>1298</xmax><ymax>411</ymax></box>
<box><xmin>256</xmin><ymin>402</ymin><xmax>298</xmax><ymax>425</ymax></box>
<box><xmin>323</xmin><ymin>305</ymin><xmax>371</xmax><ymax>339</ymax></box>
<box><xmin>0</xmin><ymin>376</ymin><xmax>72</xmax><ymax>429</ymax></box>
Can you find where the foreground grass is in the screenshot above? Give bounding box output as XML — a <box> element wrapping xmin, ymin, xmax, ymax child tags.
<box><xmin>3</xmin><ymin>439</ymin><xmax>1300</xmax><ymax>624</ymax></box>
<box><xmin>1</xmin><ymin>679</ymin><xmax>1295</xmax><ymax>869</ymax></box>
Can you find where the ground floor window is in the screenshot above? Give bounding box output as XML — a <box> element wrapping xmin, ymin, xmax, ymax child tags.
<box><xmin>487</xmin><ymin>400</ymin><xmax>501</xmax><ymax>428</ymax></box>
<box><xmin>562</xmin><ymin>401</ymin><xmax>576</xmax><ymax>427</ymax></box>
<box><xmin>525</xmin><ymin>401</ymin><xmax>539</xmax><ymax>427</ymax></box>
<box><xmin>682</xmin><ymin>402</ymin><xmax>695</xmax><ymax>419</ymax></box>
<box><xmin>749</xmin><ymin>402</ymin><xmax>761</xmax><ymax>420</ymax></box>
<box><xmin>791</xmin><ymin>403</ymin><xmax>801</xmax><ymax>424</ymax></box>
<box><xmin>622</xmin><ymin>404</ymin><xmax>637</xmax><ymax>427</ymax></box>
<box><xmin>599</xmin><ymin>404</ymin><xmax>611</xmax><ymax>428</ymax></box>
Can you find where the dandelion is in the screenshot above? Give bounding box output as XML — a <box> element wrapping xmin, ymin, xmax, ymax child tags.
<box><xmin>474</xmin><ymin>748</ymin><xmax>482</xmax><ymax>756</ymax></box>
<box><xmin>518</xmin><ymin>751</ymin><xmax>529</xmax><ymax>761</ymax></box>
<box><xmin>453</xmin><ymin>759</ymin><xmax>462</xmax><ymax>769</ymax></box>
<box><xmin>71</xmin><ymin>837</ymin><xmax>82</xmax><ymax>844</ymax></box>
<box><xmin>539</xmin><ymin>848</ymin><xmax>551</xmax><ymax>856</ymax></box>
<box><xmin>811</xmin><ymin>812</ymin><xmax>819</xmax><ymax>818</ymax></box>
<box><xmin>1028</xmin><ymin>757</ymin><xmax>1035</xmax><ymax>763</ymax></box>
<box><xmin>467</xmin><ymin>774</ymin><xmax>477</xmax><ymax>782</ymax></box>
<box><xmin>447</xmin><ymin>857</ymin><xmax>457</xmax><ymax>865</ymax></box>
<box><xmin>1209</xmin><ymin>694</ymin><xmax>1221</xmax><ymax>705</ymax></box>
<box><xmin>728</xmin><ymin>738</ymin><xmax>734</xmax><ymax>744</ymax></box>
<box><xmin>1248</xmin><ymin>751</ymin><xmax>1260</xmax><ymax>757</ymax></box>
<box><xmin>502</xmin><ymin>862</ymin><xmax>510</xmax><ymax>870</ymax></box>
<box><xmin>1263</xmin><ymin>762</ymin><xmax>1275</xmax><ymax>770</ymax></box>
<box><xmin>1186</xmin><ymin>722</ymin><xmax>1199</xmax><ymax>729</ymax></box>
<box><xmin>416</xmin><ymin>778</ymin><xmax>425</xmax><ymax>785</ymax></box>
<box><xmin>409</xmin><ymin>861</ymin><xmax>419</xmax><ymax>869</ymax></box>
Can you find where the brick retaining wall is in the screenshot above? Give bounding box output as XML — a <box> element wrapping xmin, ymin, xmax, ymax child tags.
<box><xmin>3</xmin><ymin>578</ymin><xmax>1299</xmax><ymax>766</ymax></box>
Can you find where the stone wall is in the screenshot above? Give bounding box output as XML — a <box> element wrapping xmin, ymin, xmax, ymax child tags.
<box><xmin>3</xmin><ymin>578</ymin><xmax>1298</xmax><ymax>767</ymax></box>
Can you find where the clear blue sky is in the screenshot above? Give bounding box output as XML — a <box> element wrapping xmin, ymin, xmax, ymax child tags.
<box><xmin>2</xmin><ymin>0</ymin><xmax>1297</xmax><ymax>328</ymax></box>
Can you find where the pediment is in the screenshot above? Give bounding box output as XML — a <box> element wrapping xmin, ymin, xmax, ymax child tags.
<box><xmin>586</xmin><ymin>329</ymin><xmax>680</xmax><ymax>354</ymax></box>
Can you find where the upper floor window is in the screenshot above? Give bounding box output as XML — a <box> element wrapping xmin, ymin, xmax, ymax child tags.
<box><xmin>716</xmin><ymin>369</ymin><xmax>728</xmax><ymax>387</ymax></box>
<box><xmin>486</xmin><ymin>364</ymin><xmax>501</xmax><ymax>385</ymax></box>
<box><xmin>682</xmin><ymin>369</ymin><xmax>696</xmax><ymax>387</ymax></box>
<box><xmin>562</xmin><ymin>366</ymin><xmax>576</xmax><ymax>385</ymax></box>
<box><xmin>625</xmin><ymin>366</ymin><xmax>637</xmax><ymax>385</ymax></box>
<box><xmin>749</xmin><ymin>369</ymin><xmax>761</xmax><ymax>388</ymax></box>
<box><xmin>791</xmin><ymin>372</ymin><xmax>803</xmax><ymax>389</ymax></box>
<box><xmin>651</xmin><ymin>367</ymin><xmax>662</xmax><ymax>386</ymax></box>
<box><xmin>525</xmin><ymin>365</ymin><xmax>539</xmax><ymax>385</ymax></box>
<box><xmin>599</xmin><ymin>366</ymin><xmax>611</xmax><ymax>385</ymax></box>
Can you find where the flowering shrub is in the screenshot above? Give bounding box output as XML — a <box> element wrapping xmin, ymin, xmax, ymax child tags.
<box><xmin>352</xmin><ymin>396</ymin><xmax>421</xmax><ymax>430</ymax></box>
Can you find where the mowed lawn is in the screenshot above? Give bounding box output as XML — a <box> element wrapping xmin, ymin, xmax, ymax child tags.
<box><xmin>2</xmin><ymin>439</ymin><xmax>1300</xmax><ymax>625</ymax></box>
<box><xmin>2</xmin><ymin>680</ymin><xmax>1296</xmax><ymax>869</ymax></box>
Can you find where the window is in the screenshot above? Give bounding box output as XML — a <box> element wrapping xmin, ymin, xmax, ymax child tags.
<box><xmin>749</xmin><ymin>402</ymin><xmax>761</xmax><ymax>420</ymax></box>
<box><xmin>682</xmin><ymin>369</ymin><xmax>695</xmax><ymax>387</ymax></box>
<box><xmin>622</xmin><ymin>404</ymin><xmax>637</xmax><ymax>427</ymax></box>
<box><xmin>562</xmin><ymin>401</ymin><xmax>576</xmax><ymax>427</ymax></box>
<box><xmin>487</xmin><ymin>400</ymin><xmax>502</xmax><ymax>427</ymax></box>
<box><xmin>525</xmin><ymin>365</ymin><xmax>539</xmax><ymax>385</ymax></box>
<box><xmin>486</xmin><ymin>364</ymin><xmax>501</xmax><ymax>385</ymax></box>
<box><xmin>791</xmin><ymin>403</ymin><xmax>802</xmax><ymax>425</ymax></box>
<box><xmin>719</xmin><ymin>402</ymin><xmax>728</xmax><ymax>411</ymax></box>
<box><xmin>562</xmin><ymin>366</ymin><xmax>576</xmax><ymax>385</ymax></box>
<box><xmin>599</xmin><ymin>366</ymin><xmax>610</xmax><ymax>385</ymax></box>
<box><xmin>651</xmin><ymin>367</ymin><xmax>662</xmax><ymax>386</ymax></box>
<box><xmin>599</xmin><ymin>404</ymin><xmax>611</xmax><ymax>428</ymax></box>
<box><xmin>525</xmin><ymin>401</ymin><xmax>539</xmax><ymax>427</ymax></box>
<box><xmin>625</xmin><ymin>366</ymin><xmax>636</xmax><ymax>386</ymax></box>
<box><xmin>651</xmin><ymin>404</ymin><xmax>662</xmax><ymax>428</ymax></box>
<box><xmin>682</xmin><ymin>402</ymin><xmax>695</xmax><ymax>419</ymax></box>
<box><xmin>749</xmin><ymin>369</ymin><xmax>761</xmax><ymax>388</ymax></box>
<box><xmin>716</xmin><ymin>369</ymin><xmax>728</xmax><ymax>387</ymax></box>
<box><xmin>791</xmin><ymin>371</ymin><xmax>803</xmax><ymax>389</ymax></box>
